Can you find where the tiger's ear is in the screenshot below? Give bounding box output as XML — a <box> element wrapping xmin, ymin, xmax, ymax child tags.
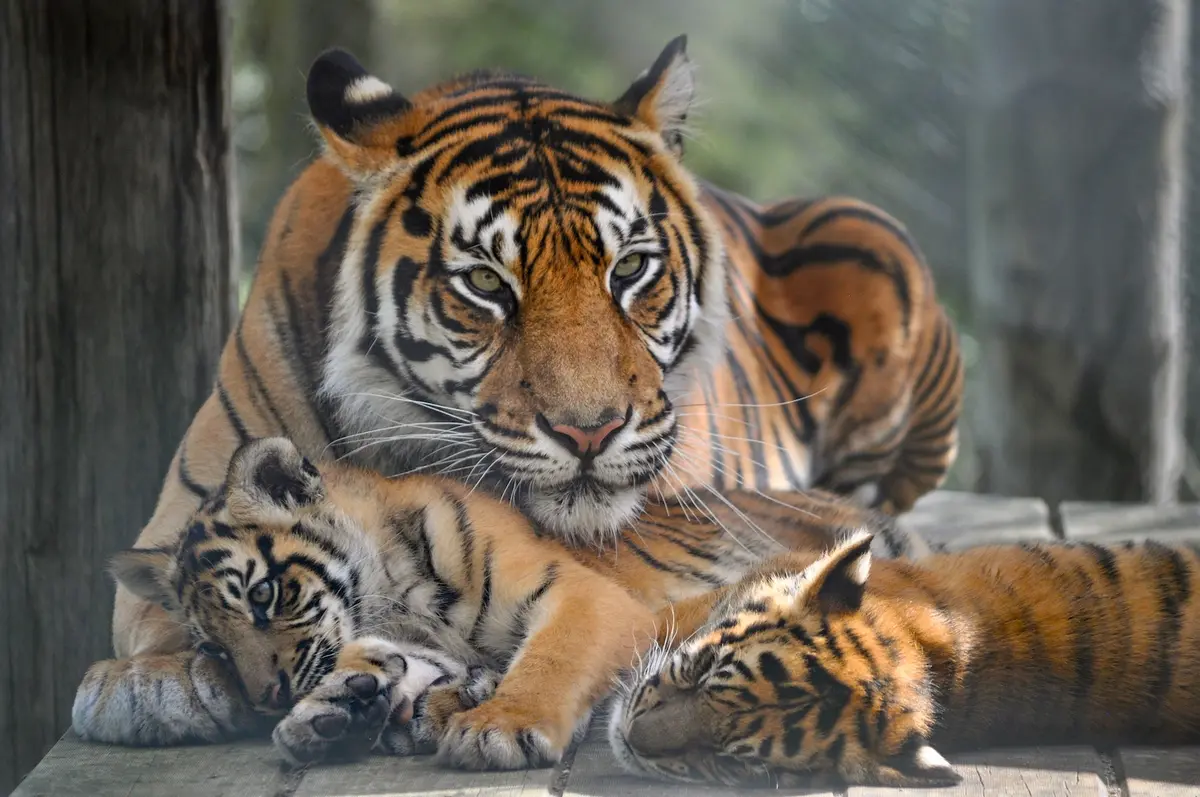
<box><xmin>224</xmin><ymin>437</ymin><xmax>324</xmax><ymax>523</ymax></box>
<box><xmin>613</xmin><ymin>34</ymin><xmax>695</xmax><ymax>156</ymax></box>
<box><xmin>110</xmin><ymin>548</ymin><xmax>179</xmax><ymax>611</ymax></box>
<box><xmin>306</xmin><ymin>48</ymin><xmax>413</xmax><ymax>181</ymax></box>
<box><xmin>795</xmin><ymin>530</ymin><xmax>874</xmax><ymax>614</ymax></box>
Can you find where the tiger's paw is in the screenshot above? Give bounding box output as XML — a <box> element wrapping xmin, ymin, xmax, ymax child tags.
<box><xmin>379</xmin><ymin>665</ymin><xmax>502</xmax><ymax>757</ymax></box>
<box><xmin>435</xmin><ymin>697</ymin><xmax>564</xmax><ymax>771</ymax></box>
<box><xmin>272</xmin><ymin>641</ymin><xmax>408</xmax><ymax>766</ymax></box>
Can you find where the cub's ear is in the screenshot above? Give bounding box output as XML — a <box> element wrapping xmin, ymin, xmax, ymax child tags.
<box><xmin>613</xmin><ymin>34</ymin><xmax>695</xmax><ymax>156</ymax></box>
<box><xmin>224</xmin><ymin>437</ymin><xmax>324</xmax><ymax>522</ymax></box>
<box><xmin>794</xmin><ymin>529</ymin><xmax>874</xmax><ymax>613</ymax></box>
<box><xmin>877</xmin><ymin>738</ymin><xmax>960</xmax><ymax>787</ymax></box>
<box><xmin>306</xmin><ymin>48</ymin><xmax>413</xmax><ymax>180</ymax></box>
<box><xmin>109</xmin><ymin>548</ymin><xmax>179</xmax><ymax>611</ymax></box>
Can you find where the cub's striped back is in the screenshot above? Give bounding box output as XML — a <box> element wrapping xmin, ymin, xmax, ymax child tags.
<box><xmin>611</xmin><ymin>534</ymin><xmax>1200</xmax><ymax>788</ymax></box>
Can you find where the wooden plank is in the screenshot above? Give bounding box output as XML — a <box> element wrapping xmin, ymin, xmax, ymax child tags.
<box><xmin>561</xmin><ymin>725</ymin><xmax>839</xmax><ymax>797</ymax></box>
<box><xmin>849</xmin><ymin>747</ymin><xmax>1108</xmax><ymax>797</ymax></box>
<box><xmin>293</xmin><ymin>754</ymin><xmax>557</xmax><ymax>797</ymax></box>
<box><xmin>899</xmin><ymin>490</ymin><xmax>1055</xmax><ymax>551</ymax></box>
<box><xmin>1117</xmin><ymin>747</ymin><xmax>1200</xmax><ymax>796</ymax></box>
<box><xmin>11</xmin><ymin>734</ymin><xmax>297</xmax><ymax>797</ymax></box>
<box><xmin>0</xmin><ymin>0</ymin><xmax>234</xmax><ymax>791</ymax></box>
<box><xmin>1060</xmin><ymin>501</ymin><xmax>1200</xmax><ymax>543</ymax></box>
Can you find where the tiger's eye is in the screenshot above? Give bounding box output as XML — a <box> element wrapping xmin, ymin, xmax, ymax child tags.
<box><xmin>249</xmin><ymin>580</ymin><xmax>273</xmax><ymax>606</ymax></box>
<box><xmin>613</xmin><ymin>253</ymin><xmax>645</xmax><ymax>280</ymax></box>
<box><xmin>468</xmin><ymin>267</ymin><xmax>503</xmax><ymax>293</ymax></box>
<box><xmin>198</xmin><ymin>641</ymin><xmax>227</xmax><ymax>660</ymax></box>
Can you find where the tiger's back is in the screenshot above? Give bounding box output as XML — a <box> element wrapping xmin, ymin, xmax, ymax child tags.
<box><xmin>611</xmin><ymin>534</ymin><xmax>1200</xmax><ymax>788</ymax></box>
<box><xmin>906</xmin><ymin>539</ymin><xmax>1200</xmax><ymax>748</ymax></box>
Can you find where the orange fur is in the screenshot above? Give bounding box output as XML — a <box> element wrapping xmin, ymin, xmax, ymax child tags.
<box><xmin>84</xmin><ymin>39</ymin><xmax>960</xmax><ymax>762</ymax></box>
<box><xmin>613</xmin><ymin>535</ymin><xmax>1200</xmax><ymax>787</ymax></box>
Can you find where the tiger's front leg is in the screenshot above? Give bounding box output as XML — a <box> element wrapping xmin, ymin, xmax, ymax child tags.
<box><xmin>73</xmin><ymin>650</ymin><xmax>264</xmax><ymax>745</ymax></box>
<box><xmin>272</xmin><ymin>637</ymin><xmax>467</xmax><ymax>766</ymax></box>
<box><xmin>397</xmin><ymin>578</ymin><xmax>658</xmax><ymax>771</ymax></box>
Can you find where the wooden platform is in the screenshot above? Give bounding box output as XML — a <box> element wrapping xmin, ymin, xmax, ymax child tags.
<box><xmin>13</xmin><ymin>493</ymin><xmax>1200</xmax><ymax>796</ymax></box>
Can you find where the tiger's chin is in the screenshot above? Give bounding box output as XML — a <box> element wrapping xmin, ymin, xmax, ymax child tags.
<box><xmin>522</xmin><ymin>478</ymin><xmax>646</xmax><ymax>546</ymax></box>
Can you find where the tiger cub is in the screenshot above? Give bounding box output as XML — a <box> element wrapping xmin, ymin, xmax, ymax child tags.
<box><xmin>609</xmin><ymin>530</ymin><xmax>1200</xmax><ymax>788</ymax></box>
<box><xmin>83</xmin><ymin>436</ymin><xmax>911</xmax><ymax>770</ymax></box>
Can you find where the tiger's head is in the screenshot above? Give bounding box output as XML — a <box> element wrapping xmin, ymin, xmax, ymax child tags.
<box><xmin>309</xmin><ymin>36</ymin><xmax>726</xmax><ymax>544</ymax></box>
<box><xmin>607</xmin><ymin>531</ymin><xmax>962</xmax><ymax>789</ymax></box>
<box><xmin>110</xmin><ymin>438</ymin><xmax>367</xmax><ymax>716</ymax></box>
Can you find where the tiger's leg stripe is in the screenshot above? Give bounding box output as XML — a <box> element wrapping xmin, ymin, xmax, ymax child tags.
<box><xmin>233</xmin><ymin>317</ymin><xmax>293</xmax><ymax>439</ymax></box>
<box><xmin>177</xmin><ymin>439</ymin><xmax>210</xmax><ymax>499</ymax></box>
<box><xmin>266</xmin><ymin>281</ymin><xmax>337</xmax><ymax>445</ymax></box>
<box><xmin>216</xmin><ymin>379</ymin><xmax>250</xmax><ymax>444</ymax></box>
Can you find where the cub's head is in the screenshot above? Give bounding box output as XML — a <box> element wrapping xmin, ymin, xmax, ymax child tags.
<box><xmin>111</xmin><ymin>438</ymin><xmax>361</xmax><ymax>715</ymax></box>
<box><xmin>308</xmin><ymin>36</ymin><xmax>726</xmax><ymax>543</ymax></box>
<box><xmin>608</xmin><ymin>531</ymin><xmax>960</xmax><ymax>789</ymax></box>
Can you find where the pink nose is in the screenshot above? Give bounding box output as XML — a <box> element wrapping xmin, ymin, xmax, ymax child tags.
<box><xmin>546</xmin><ymin>413</ymin><xmax>627</xmax><ymax>456</ymax></box>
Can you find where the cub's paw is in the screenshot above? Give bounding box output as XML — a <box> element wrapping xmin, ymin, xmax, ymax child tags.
<box><xmin>380</xmin><ymin>665</ymin><xmax>502</xmax><ymax>757</ymax></box>
<box><xmin>273</xmin><ymin>645</ymin><xmax>407</xmax><ymax>766</ymax></box>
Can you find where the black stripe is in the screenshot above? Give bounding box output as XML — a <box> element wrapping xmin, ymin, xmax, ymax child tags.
<box><xmin>621</xmin><ymin>537</ymin><xmax>725</xmax><ymax>587</ymax></box>
<box><xmin>177</xmin><ymin>440</ymin><xmax>209</xmax><ymax>498</ymax></box>
<box><xmin>468</xmin><ymin>542</ymin><xmax>494</xmax><ymax>647</ymax></box>
<box><xmin>453</xmin><ymin>498</ymin><xmax>476</xmax><ymax>582</ymax></box>
<box><xmin>217</xmin><ymin>380</ymin><xmax>250</xmax><ymax>444</ymax></box>
<box><xmin>1144</xmin><ymin>542</ymin><xmax>1191</xmax><ymax>717</ymax></box>
<box><xmin>233</xmin><ymin>317</ymin><xmax>291</xmax><ymax>438</ymax></box>
<box><xmin>507</xmin><ymin>563</ymin><xmax>560</xmax><ymax>656</ymax></box>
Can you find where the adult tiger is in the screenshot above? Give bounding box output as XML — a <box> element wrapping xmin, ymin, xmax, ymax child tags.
<box><xmin>90</xmin><ymin>36</ymin><xmax>961</xmax><ymax>742</ymax></box>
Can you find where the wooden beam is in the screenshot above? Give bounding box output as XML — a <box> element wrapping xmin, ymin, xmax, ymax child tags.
<box><xmin>966</xmin><ymin>0</ymin><xmax>1190</xmax><ymax>505</ymax></box>
<box><xmin>0</xmin><ymin>0</ymin><xmax>234</xmax><ymax>790</ymax></box>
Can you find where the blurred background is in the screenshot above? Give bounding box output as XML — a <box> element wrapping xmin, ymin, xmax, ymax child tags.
<box><xmin>226</xmin><ymin>0</ymin><xmax>1197</xmax><ymax>503</ymax></box>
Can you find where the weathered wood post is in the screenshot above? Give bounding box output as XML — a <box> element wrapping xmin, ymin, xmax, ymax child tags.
<box><xmin>967</xmin><ymin>0</ymin><xmax>1190</xmax><ymax>506</ymax></box>
<box><xmin>0</xmin><ymin>1</ymin><xmax>234</xmax><ymax>789</ymax></box>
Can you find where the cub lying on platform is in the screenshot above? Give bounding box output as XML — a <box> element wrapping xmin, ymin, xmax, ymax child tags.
<box><xmin>82</xmin><ymin>437</ymin><xmax>913</xmax><ymax>770</ymax></box>
<box><xmin>610</xmin><ymin>531</ymin><xmax>1200</xmax><ymax>788</ymax></box>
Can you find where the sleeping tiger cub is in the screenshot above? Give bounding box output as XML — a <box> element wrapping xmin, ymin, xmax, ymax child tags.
<box><xmin>82</xmin><ymin>436</ymin><xmax>918</xmax><ymax>769</ymax></box>
<box><xmin>610</xmin><ymin>530</ymin><xmax>1200</xmax><ymax>788</ymax></box>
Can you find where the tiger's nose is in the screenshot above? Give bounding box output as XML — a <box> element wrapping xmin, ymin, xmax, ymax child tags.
<box><xmin>265</xmin><ymin>671</ymin><xmax>292</xmax><ymax>711</ymax></box>
<box><xmin>539</xmin><ymin>408</ymin><xmax>629</xmax><ymax>457</ymax></box>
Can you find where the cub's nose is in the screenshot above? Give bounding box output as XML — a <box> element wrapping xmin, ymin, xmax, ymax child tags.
<box><xmin>538</xmin><ymin>408</ymin><xmax>629</xmax><ymax>457</ymax></box>
<box><xmin>264</xmin><ymin>671</ymin><xmax>292</xmax><ymax>711</ymax></box>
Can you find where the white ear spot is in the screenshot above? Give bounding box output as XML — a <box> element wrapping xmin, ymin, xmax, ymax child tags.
<box><xmin>915</xmin><ymin>744</ymin><xmax>951</xmax><ymax>770</ymax></box>
<box><xmin>846</xmin><ymin>547</ymin><xmax>871</xmax><ymax>586</ymax></box>
<box><xmin>345</xmin><ymin>75</ymin><xmax>394</xmax><ymax>105</ymax></box>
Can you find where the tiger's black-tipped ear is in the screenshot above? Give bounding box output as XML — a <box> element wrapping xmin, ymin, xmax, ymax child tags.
<box><xmin>796</xmin><ymin>529</ymin><xmax>873</xmax><ymax>614</ymax></box>
<box><xmin>306</xmin><ymin>48</ymin><xmax>412</xmax><ymax>179</ymax></box>
<box><xmin>613</xmin><ymin>34</ymin><xmax>694</xmax><ymax>156</ymax></box>
<box><xmin>224</xmin><ymin>438</ymin><xmax>324</xmax><ymax>522</ymax></box>
<box><xmin>110</xmin><ymin>548</ymin><xmax>179</xmax><ymax>610</ymax></box>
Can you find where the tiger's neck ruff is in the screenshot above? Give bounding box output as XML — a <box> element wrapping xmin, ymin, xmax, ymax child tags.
<box><xmin>309</xmin><ymin>40</ymin><xmax>728</xmax><ymax>546</ymax></box>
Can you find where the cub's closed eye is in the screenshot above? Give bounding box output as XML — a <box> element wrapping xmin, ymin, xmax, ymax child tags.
<box><xmin>198</xmin><ymin>641</ymin><xmax>228</xmax><ymax>660</ymax></box>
